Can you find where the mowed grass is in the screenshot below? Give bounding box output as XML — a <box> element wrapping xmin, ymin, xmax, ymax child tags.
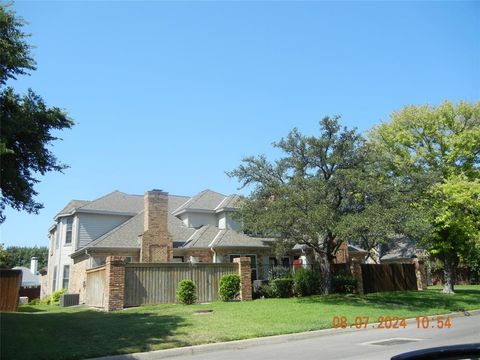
<box><xmin>1</xmin><ymin>285</ymin><xmax>479</xmax><ymax>360</ymax></box>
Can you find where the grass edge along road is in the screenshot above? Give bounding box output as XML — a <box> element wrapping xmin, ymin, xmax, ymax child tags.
<box><xmin>1</xmin><ymin>286</ymin><xmax>479</xmax><ymax>360</ymax></box>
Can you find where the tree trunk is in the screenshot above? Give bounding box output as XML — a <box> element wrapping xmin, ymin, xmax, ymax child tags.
<box><xmin>442</xmin><ymin>254</ymin><xmax>456</xmax><ymax>294</ymax></box>
<box><xmin>317</xmin><ymin>252</ymin><xmax>332</xmax><ymax>295</ymax></box>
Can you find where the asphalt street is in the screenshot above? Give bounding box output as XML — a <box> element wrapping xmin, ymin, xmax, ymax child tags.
<box><xmin>91</xmin><ymin>312</ymin><xmax>480</xmax><ymax>360</ymax></box>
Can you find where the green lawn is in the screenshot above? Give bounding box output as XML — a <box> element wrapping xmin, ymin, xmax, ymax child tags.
<box><xmin>2</xmin><ymin>286</ymin><xmax>479</xmax><ymax>360</ymax></box>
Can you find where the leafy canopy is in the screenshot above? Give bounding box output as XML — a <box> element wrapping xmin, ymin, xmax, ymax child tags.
<box><xmin>0</xmin><ymin>4</ymin><xmax>74</xmax><ymax>222</ymax></box>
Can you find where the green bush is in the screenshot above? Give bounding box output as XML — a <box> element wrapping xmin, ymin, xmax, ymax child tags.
<box><xmin>268</xmin><ymin>266</ymin><xmax>292</xmax><ymax>280</ymax></box>
<box><xmin>293</xmin><ymin>268</ymin><xmax>321</xmax><ymax>296</ymax></box>
<box><xmin>272</xmin><ymin>278</ymin><xmax>294</xmax><ymax>298</ymax></box>
<box><xmin>219</xmin><ymin>274</ymin><xmax>240</xmax><ymax>301</ymax></box>
<box><xmin>28</xmin><ymin>298</ymin><xmax>41</xmax><ymax>305</ymax></box>
<box><xmin>332</xmin><ymin>273</ymin><xmax>357</xmax><ymax>294</ymax></box>
<box><xmin>51</xmin><ymin>288</ymin><xmax>66</xmax><ymax>304</ymax></box>
<box><xmin>258</xmin><ymin>283</ymin><xmax>277</xmax><ymax>298</ymax></box>
<box><xmin>176</xmin><ymin>280</ymin><xmax>197</xmax><ymax>304</ymax></box>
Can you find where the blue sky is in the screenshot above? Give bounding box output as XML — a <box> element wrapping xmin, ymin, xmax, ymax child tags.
<box><xmin>1</xmin><ymin>1</ymin><xmax>479</xmax><ymax>247</ymax></box>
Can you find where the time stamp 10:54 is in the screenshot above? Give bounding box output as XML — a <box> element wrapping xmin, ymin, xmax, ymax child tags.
<box><xmin>332</xmin><ymin>315</ymin><xmax>453</xmax><ymax>330</ymax></box>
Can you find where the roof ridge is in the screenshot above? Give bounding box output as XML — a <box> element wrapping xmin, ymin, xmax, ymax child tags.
<box><xmin>76</xmin><ymin>190</ymin><xmax>124</xmax><ymax>210</ymax></box>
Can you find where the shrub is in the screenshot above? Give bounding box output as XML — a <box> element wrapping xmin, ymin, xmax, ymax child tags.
<box><xmin>219</xmin><ymin>274</ymin><xmax>240</xmax><ymax>301</ymax></box>
<box><xmin>28</xmin><ymin>298</ymin><xmax>41</xmax><ymax>305</ymax></box>
<box><xmin>51</xmin><ymin>288</ymin><xmax>66</xmax><ymax>304</ymax></box>
<box><xmin>272</xmin><ymin>278</ymin><xmax>294</xmax><ymax>298</ymax></box>
<box><xmin>177</xmin><ymin>280</ymin><xmax>197</xmax><ymax>304</ymax></box>
<box><xmin>268</xmin><ymin>266</ymin><xmax>292</xmax><ymax>280</ymax></box>
<box><xmin>293</xmin><ymin>268</ymin><xmax>321</xmax><ymax>296</ymax></box>
<box><xmin>258</xmin><ymin>283</ymin><xmax>277</xmax><ymax>298</ymax></box>
<box><xmin>332</xmin><ymin>273</ymin><xmax>357</xmax><ymax>294</ymax></box>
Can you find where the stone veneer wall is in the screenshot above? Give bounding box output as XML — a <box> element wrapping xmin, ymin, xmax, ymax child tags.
<box><xmin>140</xmin><ymin>190</ymin><xmax>172</xmax><ymax>263</ymax></box>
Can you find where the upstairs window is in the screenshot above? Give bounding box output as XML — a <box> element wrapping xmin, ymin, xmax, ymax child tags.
<box><xmin>65</xmin><ymin>218</ymin><xmax>73</xmax><ymax>245</ymax></box>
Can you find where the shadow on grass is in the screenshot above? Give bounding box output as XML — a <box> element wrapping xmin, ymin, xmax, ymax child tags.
<box><xmin>1</xmin><ymin>309</ymin><xmax>189</xmax><ymax>360</ymax></box>
<box><xmin>295</xmin><ymin>288</ymin><xmax>480</xmax><ymax>312</ymax></box>
<box><xmin>17</xmin><ymin>306</ymin><xmax>46</xmax><ymax>313</ymax></box>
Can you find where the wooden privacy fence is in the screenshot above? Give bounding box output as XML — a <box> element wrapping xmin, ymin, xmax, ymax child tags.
<box><xmin>86</xmin><ymin>266</ymin><xmax>106</xmax><ymax>308</ymax></box>
<box><xmin>0</xmin><ymin>269</ymin><xmax>22</xmax><ymax>311</ymax></box>
<box><xmin>124</xmin><ymin>263</ymin><xmax>238</xmax><ymax>307</ymax></box>
<box><xmin>361</xmin><ymin>263</ymin><xmax>417</xmax><ymax>294</ymax></box>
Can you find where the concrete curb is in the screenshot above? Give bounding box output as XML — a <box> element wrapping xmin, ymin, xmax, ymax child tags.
<box><xmin>87</xmin><ymin>309</ymin><xmax>480</xmax><ymax>360</ymax></box>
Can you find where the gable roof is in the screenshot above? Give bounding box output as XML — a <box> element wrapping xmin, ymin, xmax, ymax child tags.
<box><xmin>55</xmin><ymin>200</ymin><xmax>90</xmax><ymax>218</ymax></box>
<box><xmin>172</xmin><ymin>189</ymin><xmax>230</xmax><ymax>215</ymax></box>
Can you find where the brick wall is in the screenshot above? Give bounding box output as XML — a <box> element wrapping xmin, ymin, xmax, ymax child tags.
<box><xmin>105</xmin><ymin>256</ymin><xmax>126</xmax><ymax>311</ymax></box>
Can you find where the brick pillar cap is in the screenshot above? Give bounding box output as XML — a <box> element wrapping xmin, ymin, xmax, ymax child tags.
<box><xmin>234</xmin><ymin>257</ymin><xmax>251</xmax><ymax>264</ymax></box>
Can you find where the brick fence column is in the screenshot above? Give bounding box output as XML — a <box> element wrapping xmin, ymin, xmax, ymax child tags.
<box><xmin>349</xmin><ymin>259</ymin><xmax>364</xmax><ymax>295</ymax></box>
<box><xmin>105</xmin><ymin>256</ymin><xmax>126</xmax><ymax>311</ymax></box>
<box><xmin>413</xmin><ymin>258</ymin><xmax>427</xmax><ymax>291</ymax></box>
<box><xmin>234</xmin><ymin>257</ymin><xmax>252</xmax><ymax>301</ymax></box>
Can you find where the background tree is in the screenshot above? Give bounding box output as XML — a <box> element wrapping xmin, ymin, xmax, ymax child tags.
<box><xmin>371</xmin><ymin>101</ymin><xmax>480</xmax><ymax>294</ymax></box>
<box><xmin>1</xmin><ymin>245</ymin><xmax>48</xmax><ymax>269</ymax></box>
<box><xmin>0</xmin><ymin>4</ymin><xmax>73</xmax><ymax>223</ymax></box>
<box><xmin>229</xmin><ymin>117</ymin><xmax>422</xmax><ymax>293</ymax></box>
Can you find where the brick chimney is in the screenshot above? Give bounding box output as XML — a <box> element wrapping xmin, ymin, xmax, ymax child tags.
<box><xmin>140</xmin><ymin>189</ymin><xmax>173</xmax><ymax>262</ymax></box>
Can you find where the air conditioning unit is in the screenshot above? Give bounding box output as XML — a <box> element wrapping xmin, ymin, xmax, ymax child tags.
<box><xmin>59</xmin><ymin>293</ymin><xmax>80</xmax><ymax>307</ymax></box>
<box><xmin>189</xmin><ymin>256</ymin><xmax>199</xmax><ymax>264</ymax></box>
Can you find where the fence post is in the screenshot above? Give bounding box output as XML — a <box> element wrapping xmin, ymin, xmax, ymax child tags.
<box><xmin>105</xmin><ymin>256</ymin><xmax>126</xmax><ymax>311</ymax></box>
<box><xmin>349</xmin><ymin>259</ymin><xmax>364</xmax><ymax>295</ymax></box>
<box><xmin>413</xmin><ymin>258</ymin><xmax>427</xmax><ymax>291</ymax></box>
<box><xmin>234</xmin><ymin>257</ymin><xmax>252</xmax><ymax>301</ymax></box>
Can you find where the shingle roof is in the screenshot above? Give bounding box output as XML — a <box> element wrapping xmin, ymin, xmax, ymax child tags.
<box><xmin>77</xmin><ymin>191</ymin><xmax>143</xmax><ymax>214</ymax></box>
<box><xmin>172</xmin><ymin>190</ymin><xmax>228</xmax><ymax>214</ymax></box>
<box><xmin>380</xmin><ymin>235</ymin><xmax>423</xmax><ymax>260</ymax></box>
<box><xmin>78</xmin><ymin>195</ymin><xmax>195</xmax><ymax>251</ymax></box>
<box><xmin>180</xmin><ymin>225</ymin><xmax>275</xmax><ymax>249</ymax></box>
<box><xmin>12</xmin><ymin>267</ymin><xmax>41</xmax><ymax>287</ymax></box>
<box><xmin>214</xmin><ymin>194</ymin><xmax>240</xmax><ymax>211</ymax></box>
<box><xmin>56</xmin><ymin>200</ymin><xmax>90</xmax><ymax>218</ymax></box>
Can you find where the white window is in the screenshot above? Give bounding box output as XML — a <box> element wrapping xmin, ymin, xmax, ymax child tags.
<box><xmin>52</xmin><ymin>266</ymin><xmax>57</xmax><ymax>291</ymax></box>
<box><xmin>62</xmin><ymin>265</ymin><xmax>70</xmax><ymax>289</ymax></box>
<box><xmin>65</xmin><ymin>218</ymin><xmax>73</xmax><ymax>245</ymax></box>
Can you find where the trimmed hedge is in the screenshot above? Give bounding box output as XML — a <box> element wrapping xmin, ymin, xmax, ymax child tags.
<box><xmin>219</xmin><ymin>274</ymin><xmax>240</xmax><ymax>301</ymax></box>
<box><xmin>176</xmin><ymin>280</ymin><xmax>197</xmax><ymax>304</ymax></box>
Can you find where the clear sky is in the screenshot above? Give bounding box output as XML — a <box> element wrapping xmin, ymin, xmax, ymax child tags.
<box><xmin>1</xmin><ymin>1</ymin><xmax>479</xmax><ymax>248</ymax></box>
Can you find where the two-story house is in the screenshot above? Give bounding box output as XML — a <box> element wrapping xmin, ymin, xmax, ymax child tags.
<box><xmin>45</xmin><ymin>188</ymin><xmax>366</xmax><ymax>303</ymax></box>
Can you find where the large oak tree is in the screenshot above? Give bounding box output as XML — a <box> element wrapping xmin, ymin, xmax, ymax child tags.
<box><xmin>0</xmin><ymin>4</ymin><xmax>73</xmax><ymax>222</ymax></box>
<box><xmin>229</xmin><ymin>117</ymin><xmax>423</xmax><ymax>293</ymax></box>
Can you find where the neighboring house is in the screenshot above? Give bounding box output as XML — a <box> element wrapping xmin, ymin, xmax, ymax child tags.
<box><xmin>379</xmin><ymin>235</ymin><xmax>426</xmax><ymax>264</ymax></box>
<box><xmin>12</xmin><ymin>257</ymin><xmax>40</xmax><ymax>287</ymax></box>
<box><xmin>44</xmin><ymin>189</ymin><xmax>365</xmax><ymax>303</ymax></box>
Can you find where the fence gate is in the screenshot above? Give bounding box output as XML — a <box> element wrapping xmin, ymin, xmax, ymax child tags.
<box><xmin>361</xmin><ymin>263</ymin><xmax>417</xmax><ymax>294</ymax></box>
<box><xmin>85</xmin><ymin>266</ymin><xmax>106</xmax><ymax>308</ymax></box>
<box><xmin>124</xmin><ymin>263</ymin><xmax>238</xmax><ymax>307</ymax></box>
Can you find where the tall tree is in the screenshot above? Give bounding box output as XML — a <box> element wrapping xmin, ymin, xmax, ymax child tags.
<box><xmin>228</xmin><ymin>117</ymin><xmax>421</xmax><ymax>293</ymax></box>
<box><xmin>0</xmin><ymin>4</ymin><xmax>74</xmax><ymax>222</ymax></box>
<box><xmin>371</xmin><ymin>101</ymin><xmax>480</xmax><ymax>294</ymax></box>
<box><xmin>3</xmin><ymin>245</ymin><xmax>48</xmax><ymax>270</ymax></box>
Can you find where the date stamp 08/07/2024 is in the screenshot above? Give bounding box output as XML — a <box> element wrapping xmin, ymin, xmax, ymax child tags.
<box><xmin>332</xmin><ymin>315</ymin><xmax>453</xmax><ymax>330</ymax></box>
